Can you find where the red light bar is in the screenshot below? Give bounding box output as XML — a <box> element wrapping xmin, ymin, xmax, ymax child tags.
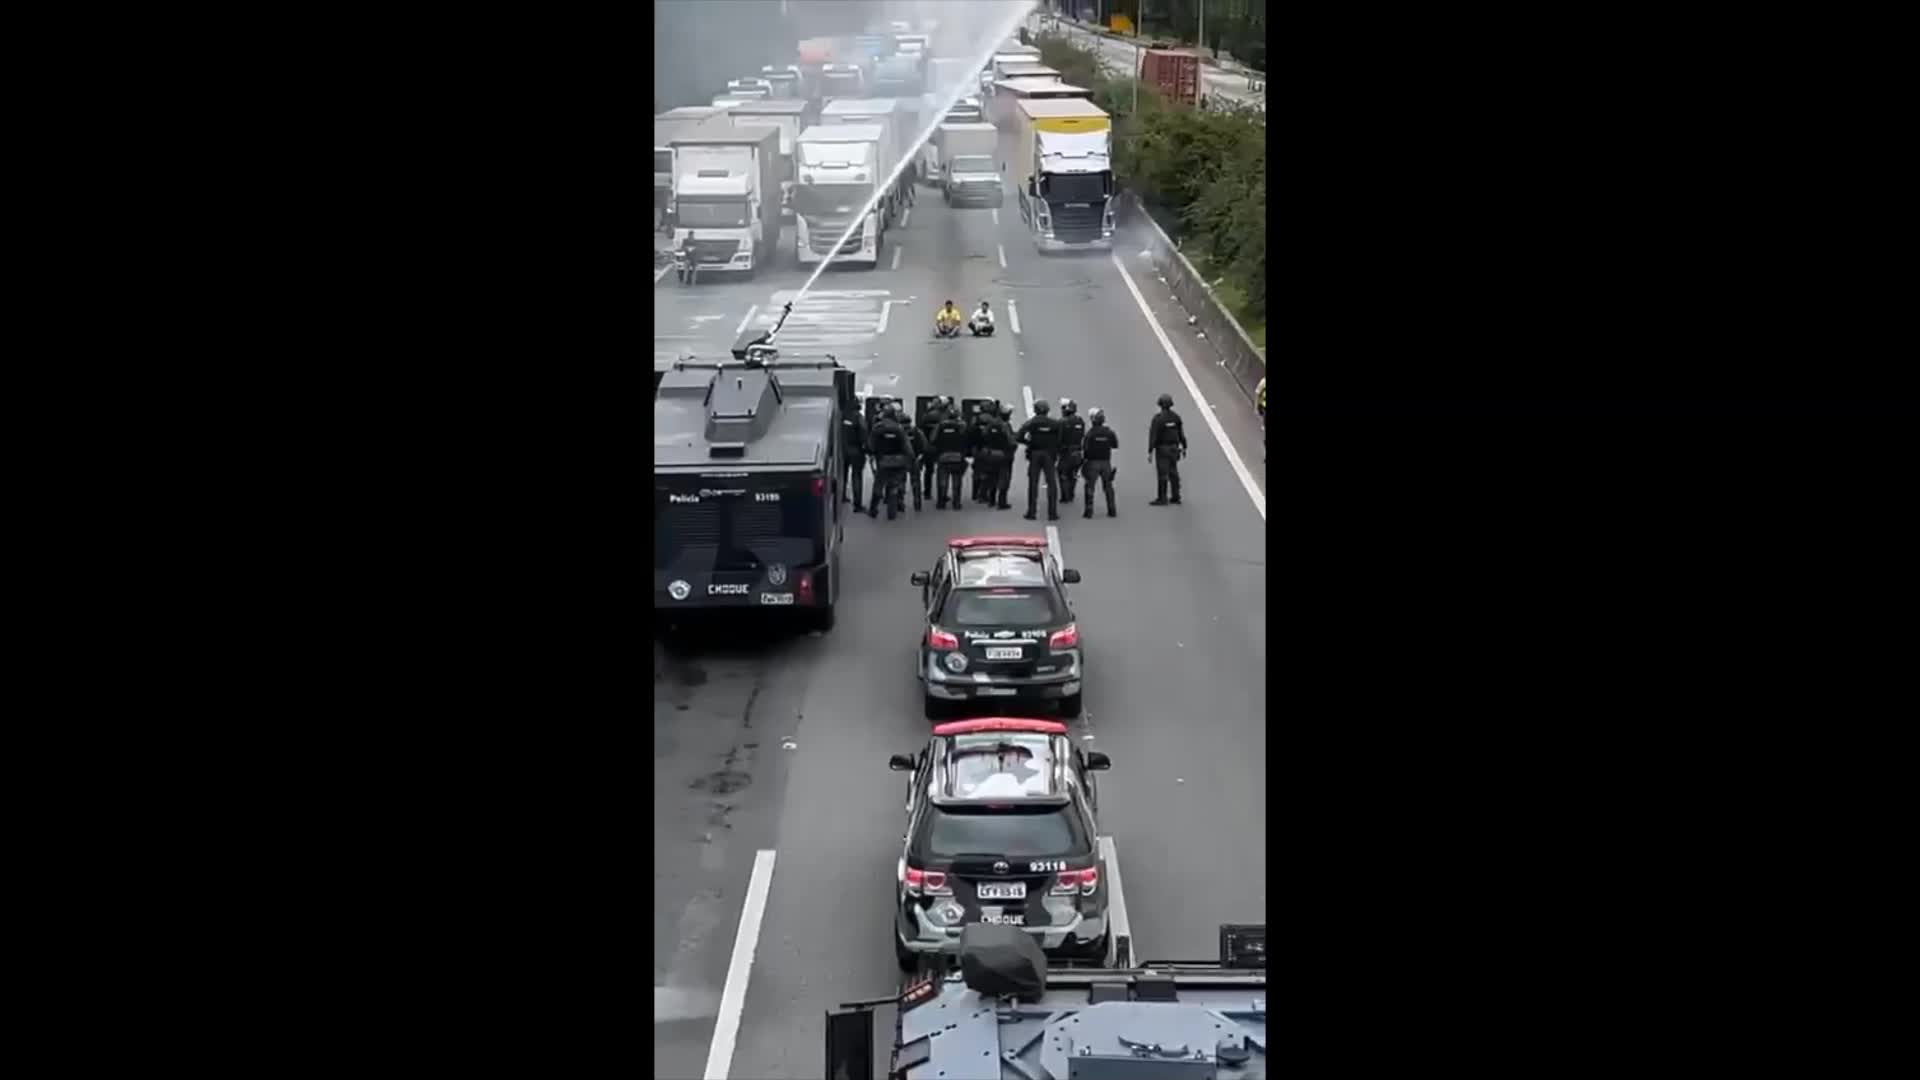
<box><xmin>947</xmin><ymin>535</ymin><xmax>1047</xmax><ymax>549</ymax></box>
<box><xmin>932</xmin><ymin>718</ymin><xmax>1069</xmax><ymax>736</ymax></box>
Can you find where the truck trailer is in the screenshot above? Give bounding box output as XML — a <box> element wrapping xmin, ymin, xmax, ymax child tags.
<box><xmin>722</xmin><ymin>99</ymin><xmax>811</xmax><ymax>220</ymax></box>
<box><xmin>669</xmin><ymin>124</ymin><xmax>783</xmax><ymax>276</ymax></box>
<box><xmin>819</xmin><ymin>97</ymin><xmax>914</xmax><ymax>205</ymax></box>
<box><xmin>990</xmin><ymin>79</ymin><xmax>1089</xmax><ymax>129</ymax></box>
<box><xmin>794</xmin><ymin>123</ymin><xmax>888</xmax><ymax>268</ymax></box>
<box><xmin>1011</xmin><ymin>98</ymin><xmax>1115</xmax><ymax>252</ymax></box>
<box><xmin>1139</xmin><ymin>48</ymin><xmax>1202</xmax><ymax>108</ymax></box>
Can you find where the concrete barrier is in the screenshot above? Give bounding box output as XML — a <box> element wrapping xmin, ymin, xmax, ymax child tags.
<box><xmin>1125</xmin><ymin>193</ymin><xmax>1266</xmax><ymax>405</ymax></box>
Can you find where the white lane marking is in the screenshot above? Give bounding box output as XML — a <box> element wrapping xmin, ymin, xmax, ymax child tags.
<box><xmin>1007</xmin><ymin>299</ymin><xmax>1022</xmax><ymax>335</ymax></box>
<box><xmin>655</xmin><ymin>262</ymin><xmax>673</xmax><ymax>285</ymax></box>
<box><xmin>702</xmin><ymin>849</ymin><xmax>776</xmax><ymax>1080</ymax></box>
<box><xmin>991</xmin><ymin>208</ymin><xmax>1000</xmax><ymax>225</ymax></box>
<box><xmin>901</xmin><ymin>207</ymin><xmax>912</xmax><ymax>229</ymax></box>
<box><xmin>1045</xmin><ymin>524</ymin><xmax>1063</xmax><ymax>574</ymax></box>
<box><xmin>997</xmin><ymin>243</ymin><xmax>1008</xmax><ymax>269</ymax></box>
<box><xmin>863</xmin><ymin>382</ymin><xmax>874</xmax><ymax>397</ymax></box>
<box><xmin>1100</xmin><ymin>836</ymin><xmax>1133</xmax><ymax>966</ymax></box>
<box><xmin>733</xmin><ymin>305</ymin><xmax>759</xmax><ymax>338</ymax></box>
<box><xmin>1021</xmin><ymin>384</ymin><xmax>1035</xmax><ymax>420</ymax></box>
<box><xmin>890</xmin><ymin>245</ymin><xmax>903</xmax><ymax>271</ymax></box>
<box><xmin>876</xmin><ymin>300</ymin><xmax>893</xmax><ymax>336</ymax></box>
<box><xmin>1110</xmin><ymin>252</ymin><xmax>1267</xmax><ymax>521</ymax></box>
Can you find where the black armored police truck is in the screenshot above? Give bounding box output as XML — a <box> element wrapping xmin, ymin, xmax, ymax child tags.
<box><xmin>654</xmin><ymin>329</ymin><xmax>855</xmax><ymax>633</ymax></box>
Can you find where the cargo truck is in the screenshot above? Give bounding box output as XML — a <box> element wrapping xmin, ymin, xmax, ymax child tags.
<box><xmin>1011</xmin><ymin>98</ymin><xmax>1114</xmax><ymax>252</ymax></box>
<box><xmin>928</xmin><ymin>57</ymin><xmax>972</xmax><ymax>99</ymax></box>
<box><xmin>794</xmin><ymin>123</ymin><xmax>888</xmax><ymax>269</ymax></box>
<box><xmin>819</xmin><ymin>63</ymin><xmax>865</xmax><ymax>99</ymax></box>
<box><xmin>1139</xmin><ymin>48</ymin><xmax>1202</xmax><ymax>108</ymax></box>
<box><xmin>820</xmin><ymin>98</ymin><xmax>913</xmax><ymax>206</ymax></box>
<box><xmin>990</xmin><ymin>79</ymin><xmax>1089</xmax><ymax>129</ymax></box>
<box><xmin>656</xmin><ymin>110</ymin><xmax>730</xmax><ymax>232</ymax></box>
<box><xmin>723</xmin><ymin>100</ymin><xmax>810</xmax><ymax>221</ymax></box>
<box><xmin>935</xmin><ymin>123</ymin><xmax>1002</xmax><ymax>209</ymax></box>
<box><xmin>759</xmin><ymin>65</ymin><xmax>801</xmax><ymax>99</ymax></box>
<box><xmin>670</xmin><ymin>124</ymin><xmax>783</xmax><ymax>277</ymax></box>
<box><xmin>872</xmin><ymin>53</ymin><xmax>924</xmax><ymax>98</ymax></box>
<box><xmin>983</xmin><ymin>46</ymin><xmax>1042</xmax><ymax>92</ymax></box>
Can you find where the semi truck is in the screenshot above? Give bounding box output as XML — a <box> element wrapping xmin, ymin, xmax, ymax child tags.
<box><xmin>669</xmin><ymin>124</ymin><xmax>783</xmax><ymax>277</ymax></box>
<box><xmin>820</xmin><ymin>97</ymin><xmax>914</xmax><ymax>199</ymax></box>
<box><xmin>722</xmin><ymin>99</ymin><xmax>810</xmax><ymax>221</ymax></box>
<box><xmin>1011</xmin><ymin>98</ymin><xmax>1115</xmax><ymax>252</ymax></box>
<box><xmin>871</xmin><ymin>52</ymin><xmax>924</xmax><ymax>98</ymax></box>
<box><xmin>819</xmin><ymin>62</ymin><xmax>865</xmax><ymax>99</ymax></box>
<box><xmin>990</xmin><ymin>79</ymin><xmax>1090</xmax><ymax>129</ymax></box>
<box><xmin>1139</xmin><ymin>48</ymin><xmax>1202</xmax><ymax>108</ymax></box>
<box><xmin>794</xmin><ymin>123</ymin><xmax>888</xmax><ymax>268</ymax></box>
<box><xmin>983</xmin><ymin>45</ymin><xmax>1042</xmax><ymax>92</ymax></box>
<box><xmin>934</xmin><ymin>122</ymin><xmax>1002</xmax><ymax>208</ymax></box>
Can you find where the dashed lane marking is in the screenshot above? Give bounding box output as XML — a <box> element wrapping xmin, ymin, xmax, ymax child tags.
<box><xmin>991</xmin><ymin>208</ymin><xmax>999</xmax><ymax>226</ymax></box>
<box><xmin>1021</xmin><ymin>384</ymin><xmax>1035</xmax><ymax>420</ymax></box>
<box><xmin>733</xmin><ymin>305</ymin><xmax>759</xmax><ymax>339</ymax></box>
<box><xmin>1099</xmin><ymin>837</ymin><xmax>1133</xmax><ymax>966</ymax></box>
<box><xmin>1110</xmin><ymin>252</ymin><xmax>1267</xmax><ymax>521</ymax></box>
<box><xmin>890</xmin><ymin>245</ymin><xmax>903</xmax><ymax>271</ymax></box>
<box><xmin>1007</xmin><ymin>299</ymin><xmax>1022</xmax><ymax>335</ymax></box>
<box><xmin>1045</xmin><ymin>524</ymin><xmax>1064</xmax><ymax>575</ymax></box>
<box><xmin>997</xmin><ymin>243</ymin><xmax>1008</xmax><ymax>270</ymax></box>
<box><xmin>901</xmin><ymin>206</ymin><xmax>912</xmax><ymax>229</ymax></box>
<box><xmin>877</xmin><ymin>300</ymin><xmax>893</xmax><ymax>336</ymax></box>
<box><xmin>702</xmin><ymin>849</ymin><xmax>776</xmax><ymax>1080</ymax></box>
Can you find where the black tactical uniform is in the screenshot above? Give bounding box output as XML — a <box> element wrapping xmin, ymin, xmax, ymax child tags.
<box><xmin>1016</xmin><ymin>400</ymin><xmax>1064</xmax><ymax>521</ymax></box>
<box><xmin>932</xmin><ymin>413</ymin><xmax>971</xmax><ymax>509</ymax></box>
<box><xmin>1081</xmin><ymin>411</ymin><xmax>1119</xmax><ymax>517</ymax></box>
<box><xmin>916</xmin><ymin>402</ymin><xmax>946</xmax><ymax>505</ymax></box>
<box><xmin>967</xmin><ymin>406</ymin><xmax>994</xmax><ymax>503</ymax></box>
<box><xmin>867</xmin><ymin>409</ymin><xmax>913</xmax><ymax>520</ymax></box>
<box><xmin>1147</xmin><ymin>394</ymin><xmax>1189</xmax><ymax>505</ymax></box>
<box><xmin>978</xmin><ymin>407</ymin><xmax>1017</xmax><ymax>510</ymax></box>
<box><xmin>1056</xmin><ymin>401</ymin><xmax>1087</xmax><ymax>502</ymax></box>
<box><xmin>906</xmin><ymin>422</ymin><xmax>929</xmax><ymax>511</ymax></box>
<box><xmin>840</xmin><ymin>408</ymin><xmax>868</xmax><ymax>508</ymax></box>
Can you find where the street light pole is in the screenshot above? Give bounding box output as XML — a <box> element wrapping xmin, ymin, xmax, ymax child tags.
<box><xmin>1198</xmin><ymin>0</ymin><xmax>1205</xmax><ymax>58</ymax></box>
<box><xmin>1132</xmin><ymin>0</ymin><xmax>1140</xmax><ymax>116</ymax></box>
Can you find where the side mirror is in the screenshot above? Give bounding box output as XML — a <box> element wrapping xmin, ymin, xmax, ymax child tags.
<box><xmin>910</xmin><ymin>571</ymin><xmax>930</xmax><ymax>587</ymax></box>
<box><xmin>889</xmin><ymin>754</ymin><xmax>915</xmax><ymax>771</ymax></box>
<box><xmin>1085</xmin><ymin>751</ymin><xmax>1112</xmax><ymax>771</ymax></box>
<box><xmin>1061</xmin><ymin>568</ymin><xmax>1082</xmax><ymax>584</ymax></box>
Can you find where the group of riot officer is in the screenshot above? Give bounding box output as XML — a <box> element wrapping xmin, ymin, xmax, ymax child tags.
<box><xmin>839</xmin><ymin>393</ymin><xmax>1192</xmax><ymax>522</ymax></box>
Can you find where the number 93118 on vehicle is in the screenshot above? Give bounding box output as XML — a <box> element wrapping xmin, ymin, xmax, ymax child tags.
<box><xmin>912</xmin><ymin>536</ymin><xmax>1084</xmax><ymax>720</ymax></box>
<box><xmin>889</xmin><ymin>718</ymin><xmax>1113</xmax><ymax>971</ymax></box>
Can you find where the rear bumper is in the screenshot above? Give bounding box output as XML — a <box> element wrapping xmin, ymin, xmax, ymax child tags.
<box><xmin>898</xmin><ymin>906</ymin><xmax>1107</xmax><ymax>956</ymax></box>
<box><xmin>922</xmin><ymin>652</ymin><xmax>1081</xmax><ymax>702</ymax></box>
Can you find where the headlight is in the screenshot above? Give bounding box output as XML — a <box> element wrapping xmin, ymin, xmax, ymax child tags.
<box><xmin>944</xmin><ymin>652</ymin><xmax>968</xmax><ymax>673</ymax></box>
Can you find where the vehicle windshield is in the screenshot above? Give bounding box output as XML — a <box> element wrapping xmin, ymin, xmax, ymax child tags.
<box><xmin>676</xmin><ymin>201</ymin><xmax>749</xmax><ymax>228</ymax></box>
<box><xmin>942</xmin><ymin>586</ymin><xmax>1060</xmax><ymax>628</ymax></box>
<box><xmin>655</xmin><ymin>474</ymin><xmax>824</xmax><ymax>572</ymax></box>
<box><xmin>1044</xmin><ymin>172</ymin><xmax>1108</xmax><ymax>204</ymax></box>
<box><xmin>950</xmin><ymin>155</ymin><xmax>994</xmax><ymax>174</ymax></box>
<box><xmin>923</xmin><ymin>804</ymin><xmax>1086</xmax><ymax>859</ymax></box>
<box><xmin>654</xmin><ymin>150</ymin><xmax>673</xmax><ymax>174</ymax></box>
<box><xmin>799</xmin><ymin>143</ymin><xmax>872</xmax><ymax>168</ymax></box>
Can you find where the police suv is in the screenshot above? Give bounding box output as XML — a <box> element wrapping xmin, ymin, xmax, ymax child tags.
<box><xmin>889</xmin><ymin>718</ymin><xmax>1112</xmax><ymax>970</ymax></box>
<box><xmin>913</xmin><ymin>535</ymin><xmax>1083</xmax><ymax>719</ymax></box>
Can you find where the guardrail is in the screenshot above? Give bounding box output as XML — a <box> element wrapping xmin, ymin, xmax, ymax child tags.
<box><xmin>1124</xmin><ymin>193</ymin><xmax>1265</xmax><ymax>405</ymax></box>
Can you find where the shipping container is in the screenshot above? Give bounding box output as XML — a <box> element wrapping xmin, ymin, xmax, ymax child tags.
<box><xmin>1139</xmin><ymin>48</ymin><xmax>1202</xmax><ymax>108</ymax></box>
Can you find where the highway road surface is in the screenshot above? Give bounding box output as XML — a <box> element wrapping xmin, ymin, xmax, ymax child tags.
<box><xmin>654</xmin><ymin>140</ymin><xmax>1266</xmax><ymax>1080</ymax></box>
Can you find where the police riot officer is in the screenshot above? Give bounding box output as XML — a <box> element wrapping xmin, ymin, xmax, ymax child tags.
<box><xmin>916</xmin><ymin>397</ymin><xmax>948</xmax><ymax>504</ymax></box>
<box><xmin>932</xmin><ymin>407</ymin><xmax>971</xmax><ymax>510</ymax></box>
<box><xmin>966</xmin><ymin>401</ymin><xmax>993</xmax><ymax>504</ymax></box>
<box><xmin>905</xmin><ymin>414</ymin><xmax>929</xmax><ymax>512</ymax></box>
<box><xmin>976</xmin><ymin>403</ymin><xmax>1017</xmax><ymax>510</ymax></box>
<box><xmin>1055</xmin><ymin>399</ymin><xmax>1087</xmax><ymax>503</ymax></box>
<box><xmin>867</xmin><ymin>402</ymin><xmax>913</xmax><ymax>520</ymax></box>
<box><xmin>840</xmin><ymin>404</ymin><xmax>868</xmax><ymax>509</ymax></box>
<box><xmin>1147</xmin><ymin>392</ymin><xmax>1189</xmax><ymax>506</ymax></box>
<box><xmin>1016</xmin><ymin>398</ymin><xmax>1063</xmax><ymax>522</ymax></box>
<box><xmin>1081</xmin><ymin>407</ymin><xmax>1119</xmax><ymax>518</ymax></box>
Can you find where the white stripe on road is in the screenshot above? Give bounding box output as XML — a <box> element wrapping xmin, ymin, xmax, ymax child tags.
<box><xmin>1100</xmin><ymin>836</ymin><xmax>1134</xmax><ymax>967</ymax></box>
<box><xmin>876</xmin><ymin>300</ymin><xmax>893</xmax><ymax>336</ymax></box>
<box><xmin>901</xmin><ymin>207</ymin><xmax>911</xmax><ymax>229</ymax></box>
<box><xmin>702</xmin><ymin>849</ymin><xmax>776</xmax><ymax>1080</ymax></box>
<box><xmin>1007</xmin><ymin>299</ymin><xmax>1022</xmax><ymax>335</ymax></box>
<box><xmin>1021</xmin><ymin>384</ymin><xmax>1035</xmax><ymax>420</ymax></box>
<box><xmin>1110</xmin><ymin>252</ymin><xmax>1266</xmax><ymax>521</ymax></box>
<box><xmin>733</xmin><ymin>305</ymin><xmax>759</xmax><ymax>338</ymax></box>
<box><xmin>890</xmin><ymin>245</ymin><xmax>903</xmax><ymax>271</ymax></box>
<box><xmin>1045</xmin><ymin>524</ymin><xmax>1064</xmax><ymax>574</ymax></box>
<box><xmin>655</xmin><ymin>262</ymin><xmax>673</xmax><ymax>285</ymax></box>
<box><xmin>991</xmin><ymin>208</ymin><xmax>999</xmax><ymax>225</ymax></box>
<box><xmin>997</xmin><ymin>243</ymin><xmax>1008</xmax><ymax>269</ymax></box>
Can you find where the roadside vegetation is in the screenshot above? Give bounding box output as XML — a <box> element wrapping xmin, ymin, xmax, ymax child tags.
<box><xmin>1032</xmin><ymin>31</ymin><xmax>1267</xmax><ymax>351</ymax></box>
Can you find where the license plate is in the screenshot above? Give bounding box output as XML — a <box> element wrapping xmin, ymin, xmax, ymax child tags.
<box><xmin>760</xmin><ymin>593</ymin><xmax>793</xmax><ymax>605</ymax></box>
<box><xmin>985</xmin><ymin>646</ymin><xmax>1023</xmax><ymax>660</ymax></box>
<box><xmin>980</xmin><ymin>912</ymin><xmax>1026</xmax><ymax>926</ymax></box>
<box><xmin>977</xmin><ymin>687</ymin><xmax>1016</xmax><ymax>697</ymax></box>
<box><xmin>976</xmin><ymin>882</ymin><xmax>1025</xmax><ymax>900</ymax></box>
